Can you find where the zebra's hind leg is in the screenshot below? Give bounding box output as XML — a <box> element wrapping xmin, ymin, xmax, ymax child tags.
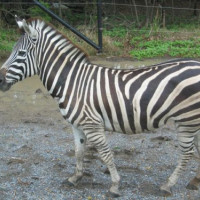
<box><xmin>186</xmin><ymin>132</ymin><xmax>200</xmax><ymax>190</ymax></box>
<box><xmin>83</xmin><ymin>126</ymin><xmax>121</xmax><ymax>197</ymax></box>
<box><xmin>67</xmin><ymin>126</ymin><xmax>86</xmax><ymax>186</ymax></box>
<box><xmin>160</xmin><ymin>132</ymin><xmax>195</xmax><ymax>196</ymax></box>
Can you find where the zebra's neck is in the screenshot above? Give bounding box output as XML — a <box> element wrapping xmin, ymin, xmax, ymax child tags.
<box><xmin>33</xmin><ymin>20</ymin><xmax>90</xmax><ymax>99</ymax></box>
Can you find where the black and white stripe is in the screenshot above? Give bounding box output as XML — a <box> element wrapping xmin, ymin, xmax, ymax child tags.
<box><xmin>1</xmin><ymin>17</ymin><xmax>200</xmax><ymax>196</ymax></box>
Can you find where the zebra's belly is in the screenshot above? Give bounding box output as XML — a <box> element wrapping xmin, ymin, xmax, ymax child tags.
<box><xmin>104</xmin><ymin>116</ymin><xmax>160</xmax><ymax>134</ymax></box>
<box><xmin>102</xmin><ymin>106</ymin><xmax>200</xmax><ymax>135</ymax></box>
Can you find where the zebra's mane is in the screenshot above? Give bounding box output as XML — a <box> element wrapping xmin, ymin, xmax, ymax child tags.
<box><xmin>25</xmin><ymin>17</ymin><xmax>89</xmax><ymax>60</ymax></box>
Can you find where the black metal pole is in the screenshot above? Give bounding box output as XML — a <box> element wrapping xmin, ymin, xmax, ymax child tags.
<box><xmin>33</xmin><ymin>0</ymin><xmax>101</xmax><ymax>51</ymax></box>
<box><xmin>97</xmin><ymin>0</ymin><xmax>103</xmax><ymax>53</ymax></box>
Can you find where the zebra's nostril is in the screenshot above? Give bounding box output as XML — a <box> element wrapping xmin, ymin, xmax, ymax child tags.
<box><xmin>0</xmin><ymin>74</ymin><xmax>5</xmax><ymax>84</ymax></box>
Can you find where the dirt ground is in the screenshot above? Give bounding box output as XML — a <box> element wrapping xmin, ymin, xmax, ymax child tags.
<box><xmin>0</xmin><ymin>58</ymin><xmax>200</xmax><ymax>200</ymax></box>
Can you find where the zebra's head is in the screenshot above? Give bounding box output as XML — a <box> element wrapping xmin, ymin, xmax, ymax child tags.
<box><xmin>0</xmin><ymin>15</ymin><xmax>38</xmax><ymax>91</ymax></box>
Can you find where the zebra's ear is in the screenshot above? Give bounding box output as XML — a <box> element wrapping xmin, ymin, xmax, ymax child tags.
<box><xmin>15</xmin><ymin>15</ymin><xmax>37</xmax><ymax>40</ymax></box>
<box><xmin>15</xmin><ymin>15</ymin><xmax>23</xmax><ymax>29</ymax></box>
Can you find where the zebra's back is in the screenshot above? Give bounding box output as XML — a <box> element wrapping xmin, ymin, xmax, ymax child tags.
<box><xmin>83</xmin><ymin>59</ymin><xmax>200</xmax><ymax>134</ymax></box>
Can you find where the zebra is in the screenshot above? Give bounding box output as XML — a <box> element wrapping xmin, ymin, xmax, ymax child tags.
<box><xmin>0</xmin><ymin>16</ymin><xmax>200</xmax><ymax>197</ymax></box>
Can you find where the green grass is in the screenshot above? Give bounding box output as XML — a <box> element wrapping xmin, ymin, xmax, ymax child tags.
<box><xmin>130</xmin><ymin>39</ymin><xmax>200</xmax><ymax>59</ymax></box>
<box><xmin>104</xmin><ymin>26</ymin><xmax>129</xmax><ymax>38</ymax></box>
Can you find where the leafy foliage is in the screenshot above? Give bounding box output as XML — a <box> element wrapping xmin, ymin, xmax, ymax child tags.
<box><xmin>104</xmin><ymin>27</ymin><xmax>128</xmax><ymax>38</ymax></box>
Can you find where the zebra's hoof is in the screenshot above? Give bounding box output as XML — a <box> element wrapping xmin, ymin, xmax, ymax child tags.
<box><xmin>62</xmin><ymin>179</ymin><xmax>76</xmax><ymax>187</ymax></box>
<box><xmin>186</xmin><ymin>183</ymin><xmax>198</xmax><ymax>190</ymax></box>
<box><xmin>160</xmin><ymin>185</ymin><xmax>172</xmax><ymax>197</ymax></box>
<box><xmin>108</xmin><ymin>183</ymin><xmax>121</xmax><ymax>198</ymax></box>
<box><xmin>186</xmin><ymin>177</ymin><xmax>200</xmax><ymax>190</ymax></box>
<box><xmin>160</xmin><ymin>189</ymin><xmax>172</xmax><ymax>197</ymax></box>
<box><xmin>106</xmin><ymin>191</ymin><xmax>121</xmax><ymax>198</ymax></box>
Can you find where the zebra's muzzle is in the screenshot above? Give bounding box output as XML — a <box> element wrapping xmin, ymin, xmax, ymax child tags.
<box><xmin>0</xmin><ymin>69</ymin><xmax>12</xmax><ymax>92</ymax></box>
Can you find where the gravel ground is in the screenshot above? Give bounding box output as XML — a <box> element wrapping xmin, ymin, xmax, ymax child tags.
<box><xmin>0</xmin><ymin>58</ymin><xmax>200</xmax><ymax>200</ymax></box>
<box><xmin>1</xmin><ymin>121</ymin><xmax>200</xmax><ymax>200</ymax></box>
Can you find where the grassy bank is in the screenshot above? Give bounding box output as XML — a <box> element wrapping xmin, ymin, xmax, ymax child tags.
<box><xmin>1</xmin><ymin>22</ymin><xmax>200</xmax><ymax>60</ymax></box>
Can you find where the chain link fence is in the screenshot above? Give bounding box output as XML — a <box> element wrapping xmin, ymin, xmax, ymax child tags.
<box><xmin>1</xmin><ymin>0</ymin><xmax>200</xmax><ymax>29</ymax></box>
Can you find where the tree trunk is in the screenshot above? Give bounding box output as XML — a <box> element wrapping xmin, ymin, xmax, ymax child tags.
<box><xmin>131</xmin><ymin>0</ymin><xmax>140</xmax><ymax>27</ymax></box>
<box><xmin>194</xmin><ymin>0</ymin><xmax>198</xmax><ymax>16</ymax></box>
<box><xmin>150</xmin><ymin>0</ymin><xmax>156</xmax><ymax>25</ymax></box>
<box><xmin>145</xmin><ymin>0</ymin><xmax>150</xmax><ymax>27</ymax></box>
<box><xmin>59</xmin><ymin>0</ymin><xmax>62</xmax><ymax>18</ymax></box>
<box><xmin>161</xmin><ymin>0</ymin><xmax>166</xmax><ymax>28</ymax></box>
<box><xmin>171</xmin><ymin>0</ymin><xmax>174</xmax><ymax>22</ymax></box>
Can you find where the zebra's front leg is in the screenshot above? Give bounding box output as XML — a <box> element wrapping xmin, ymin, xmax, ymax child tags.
<box><xmin>160</xmin><ymin>132</ymin><xmax>195</xmax><ymax>196</ymax></box>
<box><xmin>67</xmin><ymin>125</ymin><xmax>86</xmax><ymax>186</ymax></box>
<box><xmin>84</xmin><ymin>126</ymin><xmax>121</xmax><ymax>197</ymax></box>
<box><xmin>186</xmin><ymin>132</ymin><xmax>200</xmax><ymax>190</ymax></box>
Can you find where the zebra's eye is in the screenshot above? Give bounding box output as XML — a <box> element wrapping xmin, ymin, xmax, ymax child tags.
<box><xmin>18</xmin><ymin>50</ymin><xmax>26</xmax><ymax>57</ymax></box>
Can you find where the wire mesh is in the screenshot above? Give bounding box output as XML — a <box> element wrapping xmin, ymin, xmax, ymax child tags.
<box><xmin>1</xmin><ymin>1</ymin><xmax>200</xmax><ymax>34</ymax></box>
